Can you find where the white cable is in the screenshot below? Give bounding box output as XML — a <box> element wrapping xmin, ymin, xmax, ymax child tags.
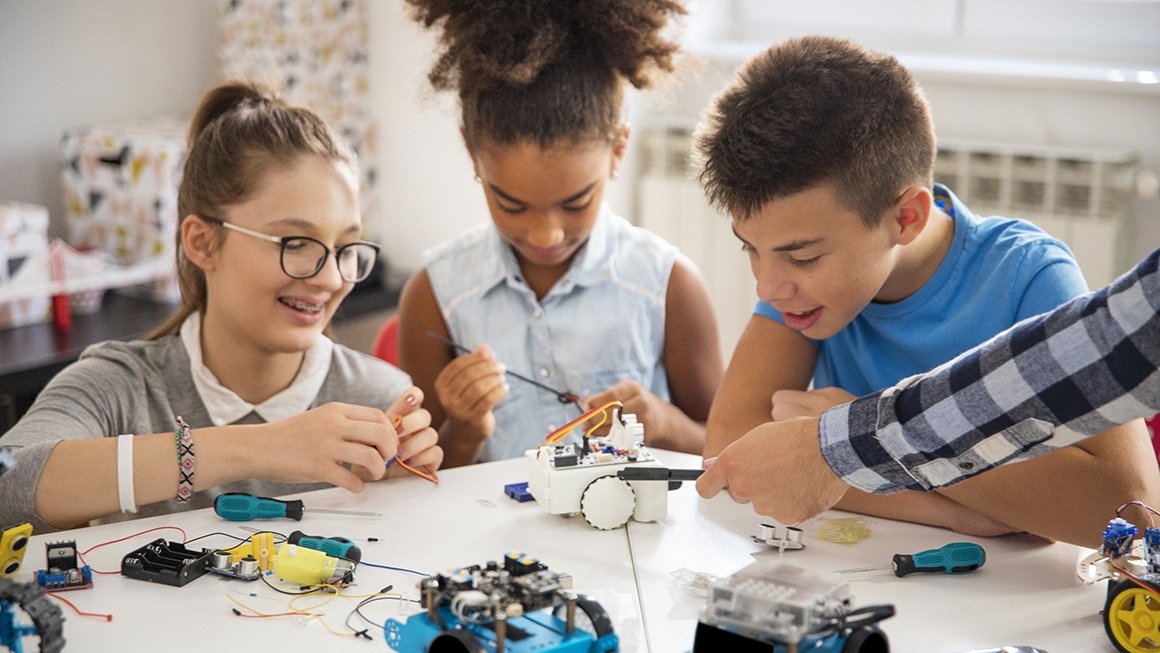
<box><xmin>117</xmin><ymin>434</ymin><xmax>137</xmax><ymax>513</ymax></box>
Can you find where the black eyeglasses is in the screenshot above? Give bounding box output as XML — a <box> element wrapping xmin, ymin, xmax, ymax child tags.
<box><xmin>205</xmin><ymin>218</ymin><xmax>380</xmax><ymax>283</ymax></box>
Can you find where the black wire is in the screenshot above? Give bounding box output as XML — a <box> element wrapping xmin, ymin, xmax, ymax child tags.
<box><xmin>184</xmin><ymin>529</ymin><xmax>287</xmax><ymax>546</ymax></box>
<box><xmin>184</xmin><ymin>531</ymin><xmax>250</xmax><ymax>546</ymax></box>
<box><xmin>259</xmin><ymin>572</ymin><xmax>334</xmax><ymax>596</ymax></box>
<box><xmin>344</xmin><ymin>589</ymin><xmax>421</xmax><ymax>641</ymax></box>
<box><xmin>427</xmin><ymin>330</ymin><xmax>585</xmax><ymax>412</ymax></box>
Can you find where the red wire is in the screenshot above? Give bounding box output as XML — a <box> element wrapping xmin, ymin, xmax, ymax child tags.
<box><xmin>80</xmin><ymin>525</ymin><xmax>188</xmax><ymax>555</ymax></box>
<box><xmin>78</xmin><ymin>525</ymin><xmax>188</xmax><ymax>574</ymax></box>
<box><xmin>47</xmin><ymin>592</ymin><xmax>113</xmax><ymax>621</ymax></box>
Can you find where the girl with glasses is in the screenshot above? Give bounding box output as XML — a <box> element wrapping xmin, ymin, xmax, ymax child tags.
<box><xmin>0</xmin><ymin>83</ymin><xmax>442</xmax><ymax>532</ymax></box>
<box><xmin>397</xmin><ymin>0</ymin><xmax>723</xmax><ymax>466</ymax></box>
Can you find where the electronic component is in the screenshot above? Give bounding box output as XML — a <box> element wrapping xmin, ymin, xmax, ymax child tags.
<box><xmin>692</xmin><ymin>561</ymin><xmax>894</xmax><ymax>652</ymax></box>
<box><xmin>751</xmin><ymin>523</ymin><xmax>805</xmax><ymax>552</ymax></box>
<box><xmin>526</xmin><ymin>410</ymin><xmax>671</xmax><ymax>530</ymax></box>
<box><xmin>505</xmin><ymin>481</ymin><xmax>535</xmax><ymax>503</ymax></box>
<box><xmin>0</xmin><ymin>577</ymin><xmax>65</xmax><ymax>653</ymax></box>
<box><xmin>120</xmin><ymin>539</ymin><xmax>213</xmax><ymax>587</ymax></box>
<box><xmin>271</xmin><ymin>543</ymin><xmax>355</xmax><ymax>586</ymax></box>
<box><xmin>1075</xmin><ymin>507</ymin><xmax>1160</xmax><ymax>652</ymax></box>
<box><xmin>0</xmin><ymin>523</ymin><xmax>33</xmax><ymax>577</ymax></box>
<box><xmin>384</xmin><ymin>552</ymin><xmax>618</xmax><ymax>653</ymax></box>
<box><xmin>207</xmin><ymin>550</ymin><xmax>263</xmax><ymax>581</ymax></box>
<box><xmin>35</xmin><ymin>541</ymin><xmax>92</xmax><ymax>591</ymax></box>
<box><xmin>222</xmin><ymin>531</ymin><xmax>278</xmax><ymax>572</ymax></box>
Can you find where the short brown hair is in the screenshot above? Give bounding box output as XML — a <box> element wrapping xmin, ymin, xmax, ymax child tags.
<box><xmin>406</xmin><ymin>0</ymin><xmax>685</xmax><ymax>151</ymax></box>
<box><xmin>694</xmin><ymin>35</ymin><xmax>935</xmax><ymax>226</ymax></box>
<box><xmin>148</xmin><ymin>81</ymin><xmax>356</xmax><ymax>339</ymax></box>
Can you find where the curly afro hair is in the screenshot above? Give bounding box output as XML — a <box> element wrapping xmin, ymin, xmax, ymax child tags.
<box><xmin>407</xmin><ymin>0</ymin><xmax>685</xmax><ymax>150</ymax></box>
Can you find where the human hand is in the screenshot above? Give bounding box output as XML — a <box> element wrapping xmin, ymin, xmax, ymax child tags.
<box><xmin>433</xmin><ymin>345</ymin><xmax>508</xmax><ymax>440</ymax></box>
<box><xmin>696</xmin><ymin>417</ymin><xmax>849</xmax><ymax>524</ymax></box>
<box><xmin>258</xmin><ymin>402</ymin><xmax>399</xmax><ymax>493</ymax></box>
<box><xmin>771</xmin><ymin>387</ymin><xmax>856</xmax><ymax>421</ymax></box>
<box><xmin>584</xmin><ymin>380</ymin><xmax>667</xmax><ymax>437</ymax></box>
<box><xmin>384</xmin><ymin>386</ymin><xmax>444</xmax><ymax>477</ymax></box>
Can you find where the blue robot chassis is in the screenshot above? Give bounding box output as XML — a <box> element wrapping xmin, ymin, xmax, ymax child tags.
<box><xmin>384</xmin><ymin>552</ymin><xmax>618</xmax><ymax>653</ymax></box>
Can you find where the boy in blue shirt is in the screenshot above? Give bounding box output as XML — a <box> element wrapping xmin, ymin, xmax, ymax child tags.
<box><xmin>696</xmin><ymin>35</ymin><xmax>1159</xmax><ymax>545</ymax></box>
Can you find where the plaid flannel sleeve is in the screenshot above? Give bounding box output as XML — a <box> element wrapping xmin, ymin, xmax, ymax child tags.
<box><xmin>818</xmin><ymin>248</ymin><xmax>1160</xmax><ymax>494</ymax></box>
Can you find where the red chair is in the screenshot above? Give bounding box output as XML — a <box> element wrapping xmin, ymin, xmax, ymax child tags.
<box><xmin>372</xmin><ymin>315</ymin><xmax>400</xmax><ymax>366</ymax></box>
<box><xmin>1148</xmin><ymin>414</ymin><xmax>1160</xmax><ymax>467</ymax></box>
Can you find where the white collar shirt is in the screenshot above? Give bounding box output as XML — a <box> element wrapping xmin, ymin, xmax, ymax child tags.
<box><xmin>179</xmin><ymin>312</ymin><xmax>333</xmax><ymax>425</ymax></box>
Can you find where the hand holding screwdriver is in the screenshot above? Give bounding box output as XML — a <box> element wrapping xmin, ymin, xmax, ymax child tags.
<box><xmin>213</xmin><ymin>492</ymin><xmax>381</xmax><ymax>522</ymax></box>
<box><xmin>837</xmin><ymin>542</ymin><xmax>985</xmax><ymax>577</ymax></box>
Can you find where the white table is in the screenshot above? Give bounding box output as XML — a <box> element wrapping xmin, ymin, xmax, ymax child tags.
<box><xmin>14</xmin><ymin>450</ymin><xmax>1109</xmax><ymax>652</ymax></box>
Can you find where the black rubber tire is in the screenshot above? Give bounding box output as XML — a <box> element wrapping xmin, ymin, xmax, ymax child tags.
<box><xmin>427</xmin><ymin>629</ymin><xmax>487</xmax><ymax>653</ymax></box>
<box><xmin>840</xmin><ymin>626</ymin><xmax>889</xmax><ymax>653</ymax></box>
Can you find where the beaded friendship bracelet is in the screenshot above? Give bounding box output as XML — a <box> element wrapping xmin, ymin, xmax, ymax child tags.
<box><xmin>174</xmin><ymin>416</ymin><xmax>195</xmax><ymax>503</ymax></box>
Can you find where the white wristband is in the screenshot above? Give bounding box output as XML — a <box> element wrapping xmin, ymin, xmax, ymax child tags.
<box><xmin>117</xmin><ymin>434</ymin><xmax>137</xmax><ymax>513</ymax></box>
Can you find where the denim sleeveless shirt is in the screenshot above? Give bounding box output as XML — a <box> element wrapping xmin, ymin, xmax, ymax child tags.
<box><xmin>424</xmin><ymin>206</ymin><xmax>677</xmax><ymax>461</ymax></box>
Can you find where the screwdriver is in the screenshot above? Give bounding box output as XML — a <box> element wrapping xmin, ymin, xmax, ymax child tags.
<box><xmin>837</xmin><ymin>542</ymin><xmax>985</xmax><ymax>577</ymax></box>
<box><xmin>287</xmin><ymin>530</ymin><xmax>362</xmax><ymax>565</ymax></box>
<box><xmin>213</xmin><ymin>492</ymin><xmax>382</xmax><ymax>522</ymax></box>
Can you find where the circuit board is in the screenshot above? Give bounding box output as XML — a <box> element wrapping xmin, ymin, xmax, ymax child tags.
<box><xmin>538</xmin><ymin>437</ymin><xmax>658</xmax><ymax>471</ymax></box>
<box><xmin>421</xmin><ymin>551</ymin><xmax>572</xmax><ymax>618</ymax></box>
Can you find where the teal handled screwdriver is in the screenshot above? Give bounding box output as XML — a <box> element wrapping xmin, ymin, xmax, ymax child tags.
<box><xmin>213</xmin><ymin>492</ymin><xmax>381</xmax><ymax>522</ymax></box>
<box><xmin>837</xmin><ymin>542</ymin><xmax>985</xmax><ymax>577</ymax></box>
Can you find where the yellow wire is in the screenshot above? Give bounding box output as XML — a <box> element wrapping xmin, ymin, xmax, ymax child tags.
<box><xmin>228</xmin><ymin>585</ymin><xmax>403</xmax><ymax>640</ymax></box>
<box><xmin>289</xmin><ymin>584</ymin><xmax>342</xmax><ymax>612</ymax></box>
<box><xmin>585</xmin><ymin>411</ymin><xmax>609</xmax><ymax>437</ymax></box>
<box><xmin>546</xmin><ymin>400</ymin><xmax>622</xmax><ymax>444</ymax></box>
<box><xmin>226</xmin><ymin>594</ymin><xmax>318</xmax><ymax>618</ymax></box>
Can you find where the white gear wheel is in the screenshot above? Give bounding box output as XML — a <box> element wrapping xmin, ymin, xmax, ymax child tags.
<box><xmin>580</xmin><ymin>475</ymin><xmax>636</xmax><ymax>530</ymax></box>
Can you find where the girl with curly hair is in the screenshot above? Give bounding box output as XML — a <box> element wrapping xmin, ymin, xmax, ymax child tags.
<box><xmin>397</xmin><ymin>0</ymin><xmax>722</xmax><ymax>465</ymax></box>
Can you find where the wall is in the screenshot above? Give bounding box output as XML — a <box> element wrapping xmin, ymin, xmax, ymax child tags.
<box><xmin>658</xmin><ymin>0</ymin><xmax>1160</xmax><ymax>268</ymax></box>
<box><xmin>0</xmin><ymin>1</ymin><xmax>220</xmax><ymax>239</ymax></box>
<box><xmin>0</xmin><ymin>1</ymin><xmax>1154</xmax><ymax>280</ymax></box>
<box><xmin>0</xmin><ymin>0</ymin><xmax>635</xmax><ymax>278</ymax></box>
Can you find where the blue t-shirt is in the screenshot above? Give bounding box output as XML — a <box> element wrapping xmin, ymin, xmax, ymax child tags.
<box><xmin>755</xmin><ymin>184</ymin><xmax>1089</xmax><ymax>395</ymax></box>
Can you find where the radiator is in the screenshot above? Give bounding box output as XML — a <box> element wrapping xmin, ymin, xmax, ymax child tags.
<box><xmin>637</xmin><ymin>129</ymin><xmax>755</xmax><ymax>358</ymax></box>
<box><xmin>934</xmin><ymin>138</ymin><xmax>1141</xmax><ymax>290</ymax></box>
<box><xmin>636</xmin><ymin>128</ymin><xmax>1144</xmax><ymax>356</ymax></box>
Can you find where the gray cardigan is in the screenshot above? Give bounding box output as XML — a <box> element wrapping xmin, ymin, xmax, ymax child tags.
<box><xmin>0</xmin><ymin>335</ymin><xmax>410</xmax><ymax>532</ymax></box>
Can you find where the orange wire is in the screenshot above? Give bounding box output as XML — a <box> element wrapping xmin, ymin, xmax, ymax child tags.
<box><xmin>395</xmin><ymin>457</ymin><xmax>440</xmax><ymax>484</ymax></box>
<box><xmin>546</xmin><ymin>401</ymin><xmax>622</xmax><ymax>444</ymax></box>
<box><xmin>390</xmin><ymin>415</ymin><xmax>439</xmax><ymax>484</ymax></box>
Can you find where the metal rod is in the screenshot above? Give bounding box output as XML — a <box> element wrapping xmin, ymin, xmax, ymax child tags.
<box><xmin>426</xmin><ymin>330</ymin><xmax>584</xmax><ymax>410</ymax></box>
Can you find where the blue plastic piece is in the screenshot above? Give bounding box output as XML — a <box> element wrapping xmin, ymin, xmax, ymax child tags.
<box><xmin>0</xmin><ymin>600</ymin><xmax>34</xmax><ymax>653</ymax></box>
<box><xmin>35</xmin><ymin>565</ymin><xmax>92</xmax><ymax>591</ymax></box>
<box><xmin>385</xmin><ymin>605</ymin><xmax>618</xmax><ymax>653</ymax></box>
<box><xmin>505</xmin><ymin>481</ymin><xmax>534</xmax><ymax>503</ymax></box>
<box><xmin>1146</xmin><ymin>528</ymin><xmax>1160</xmax><ymax>574</ymax></box>
<box><xmin>1102</xmin><ymin>518</ymin><xmax>1138</xmax><ymax>558</ymax></box>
